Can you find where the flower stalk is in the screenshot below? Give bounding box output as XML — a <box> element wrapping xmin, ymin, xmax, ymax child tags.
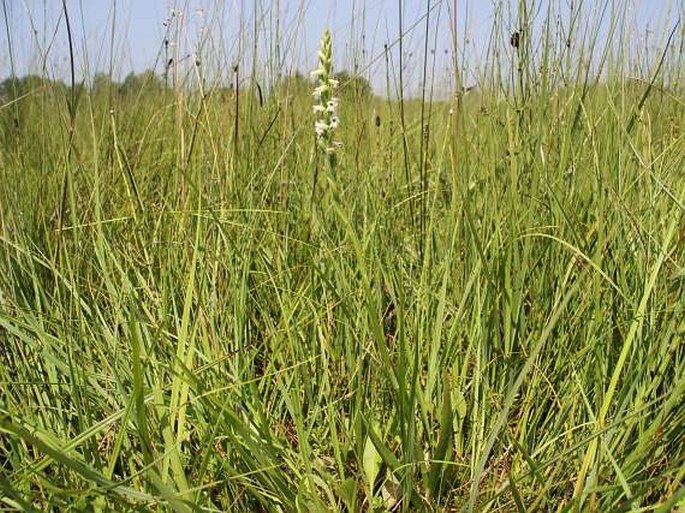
<box><xmin>312</xmin><ymin>29</ymin><xmax>342</xmax><ymax>174</ymax></box>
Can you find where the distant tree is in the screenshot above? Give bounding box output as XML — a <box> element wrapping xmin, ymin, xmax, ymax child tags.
<box><xmin>0</xmin><ymin>76</ymin><xmax>16</xmax><ymax>100</ymax></box>
<box><xmin>91</xmin><ymin>72</ymin><xmax>119</xmax><ymax>96</ymax></box>
<box><xmin>277</xmin><ymin>72</ymin><xmax>312</xmax><ymax>96</ymax></box>
<box><xmin>119</xmin><ymin>69</ymin><xmax>163</xmax><ymax>96</ymax></box>
<box><xmin>334</xmin><ymin>71</ymin><xmax>372</xmax><ymax>100</ymax></box>
<box><xmin>0</xmin><ymin>75</ymin><xmax>67</xmax><ymax>98</ymax></box>
<box><xmin>0</xmin><ymin>75</ymin><xmax>73</xmax><ymax>135</ymax></box>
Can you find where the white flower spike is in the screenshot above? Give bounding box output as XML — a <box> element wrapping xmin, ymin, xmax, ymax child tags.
<box><xmin>312</xmin><ymin>28</ymin><xmax>342</xmax><ymax>161</ymax></box>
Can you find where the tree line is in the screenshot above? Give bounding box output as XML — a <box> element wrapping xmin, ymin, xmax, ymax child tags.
<box><xmin>0</xmin><ymin>69</ymin><xmax>372</xmax><ymax>102</ymax></box>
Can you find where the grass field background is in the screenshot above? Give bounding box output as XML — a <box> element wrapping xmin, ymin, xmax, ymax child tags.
<box><xmin>0</xmin><ymin>1</ymin><xmax>683</xmax><ymax>511</ymax></box>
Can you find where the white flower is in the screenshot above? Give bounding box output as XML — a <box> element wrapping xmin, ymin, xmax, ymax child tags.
<box><xmin>314</xmin><ymin>120</ymin><xmax>329</xmax><ymax>137</ymax></box>
<box><xmin>312</xmin><ymin>84</ymin><xmax>328</xmax><ymax>98</ymax></box>
<box><xmin>312</xmin><ymin>28</ymin><xmax>343</xmax><ymax>162</ymax></box>
<box><xmin>326</xmin><ymin>98</ymin><xmax>339</xmax><ymax>113</ymax></box>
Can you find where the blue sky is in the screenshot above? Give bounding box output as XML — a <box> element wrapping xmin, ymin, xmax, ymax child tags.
<box><xmin>0</xmin><ymin>0</ymin><xmax>681</xmax><ymax>95</ymax></box>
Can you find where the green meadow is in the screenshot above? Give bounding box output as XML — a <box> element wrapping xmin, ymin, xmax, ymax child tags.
<box><xmin>0</xmin><ymin>1</ymin><xmax>683</xmax><ymax>511</ymax></box>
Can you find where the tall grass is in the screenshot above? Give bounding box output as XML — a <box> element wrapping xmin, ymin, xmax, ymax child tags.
<box><xmin>1</xmin><ymin>0</ymin><xmax>683</xmax><ymax>511</ymax></box>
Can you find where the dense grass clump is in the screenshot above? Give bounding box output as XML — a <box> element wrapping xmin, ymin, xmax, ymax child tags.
<box><xmin>0</xmin><ymin>1</ymin><xmax>683</xmax><ymax>511</ymax></box>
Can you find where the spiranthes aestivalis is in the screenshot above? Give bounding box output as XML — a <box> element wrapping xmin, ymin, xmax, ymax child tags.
<box><xmin>312</xmin><ymin>29</ymin><xmax>342</xmax><ymax>169</ymax></box>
